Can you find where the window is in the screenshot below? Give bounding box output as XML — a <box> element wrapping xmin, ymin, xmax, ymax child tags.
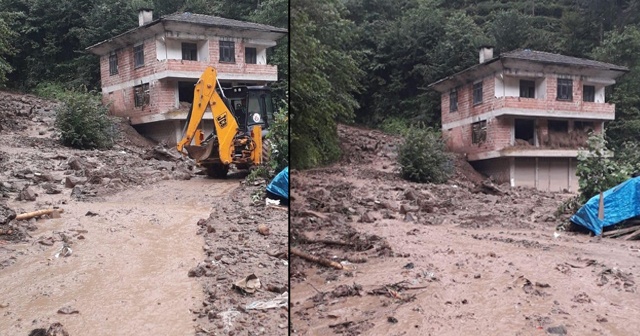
<box><xmin>109</xmin><ymin>53</ymin><xmax>118</xmax><ymax>75</ymax></box>
<box><xmin>583</xmin><ymin>85</ymin><xmax>595</xmax><ymax>102</ymax></box>
<box><xmin>548</xmin><ymin>120</ymin><xmax>568</xmax><ymax>133</ymax></box>
<box><xmin>514</xmin><ymin>119</ymin><xmax>535</xmax><ymax>145</ymax></box>
<box><xmin>574</xmin><ymin>121</ymin><xmax>594</xmax><ymax>132</ymax></box>
<box><xmin>472</xmin><ymin>120</ymin><xmax>487</xmax><ymax>144</ymax></box>
<box><xmin>182</xmin><ymin>43</ymin><xmax>198</xmax><ymax>61</ymax></box>
<box><xmin>557</xmin><ymin>78</ymin><xmax>572</xmax><ymax>101</ymax></box>
<box><xmin>473</xmin><ymin>82</ymin><xmax>483</xmax><ymax>105</ymax></box>
<box><xmin>134</xmin><ymin>83</ymin><xmax>149</xmax><ymax>107</ymax></box>
<box><xmin>520</xmin><ymin>80</ymin><xmax>535</xmax><ymax>98</ymax></box>
<box><xmin>219</xmin><ymin>41</ymin><xmax>235</xmax><ymax>63</ymax></box>
<box><xmin>133</xmin><ymin>44</ymin><xmax>144</xmax><ymax>68</ymax></box>
<box><xmin>245</xmin><ymin>47</ymin><xmax>257</xmax><ymax>64</ymax></box>
<box><xmin>449</xmin><ymin>89</ymin><xmax>458</xmax><ymax>112</ymax></box>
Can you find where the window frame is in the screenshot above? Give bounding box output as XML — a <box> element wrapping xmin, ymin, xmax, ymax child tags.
<box><xmin>449</xmin><ymin>88</ymin><xmax>458</xmax><ymax>112</ymax></box>
<box><xmin>219</xmin><ymin>40</ymin><xmax>235</xmax><ymax>63</ymax></box>
<box><xmin>181</xmin><ymin>42</ymin><xmax>198</xmax><ymax>61</ymax></box>
<box><xmin>519</xmin><ymin>79</ymin><xmax>535</xmax><ymax>98</ymax></box>
<box><xmin>134</xmin><ymin>83</ymin><xmax>150</xmax><ymax>107</ymax></box>
<box><xmin>473</xmin><ymin>81</ymin><xmax>483</xmax><ymax>105</ymax></box>
<box><xmin>245</xmin><ymin>47</ymin><xmax>257</xmax><ymax>64</ymax></box>
<box><xmin>133</xmin><ymin>44</ymin><xmax>145</xmax><ymax>69</ymax></box>
<box><xmin>109</xmin><ymin>53</ymin><xmax>118</xmax><ymax>76</ymax></box>
<box><xmin>556</xmin><ymin>78</ymin><xmax>573</xmax><ymax>101</ymax></box>
<box><xmin>583</xmin><ymin>85</ymin><xmax>595</xmax><ymax>102</ymax></box>
<box><xmin>472</xmin><ymin>120</ymin><xmax>487</xmax><ymax>144</ymax></box>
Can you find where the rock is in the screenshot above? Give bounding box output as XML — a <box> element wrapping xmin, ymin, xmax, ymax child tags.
<box><xmin>67</xmin><ymin>156</ymin><xmax>84</xmax><ymax>171</ymax></box>
<box><xmin>188</xmin><ymin>262</ymin><xmax>207</xmax><ymax>277</ymax></box>
<box><xmin>64</xmin><ymin>176</ymin><xmax>86</xmax><ymax>188</ymax></box>
<box><xmin>46</xmin><ymin>322</ymin><xmax>70</xmax><ymax>336</ymax></box>
<box><xmin>71</xmin><ymin>186</ymin><xmax>84</xmax><ymax>198</ymax></box>
<box><xmin>546</xmin><ymin>325</ymin><xmax>567</xmax><ymax>335</ymax></box>
<box><xmin>403</xmin><ymin>188</ymin><xmax>418</xmax><ymax>201</ymax></box>
<box><xmin>33</xmin><ymin>172</ymin><xmax>54</xmax><ymax>183</ymax></box>
<box><xmin>19</xmin><ymin>187</ymin><xmax>37</xmax><ymax>201</ymax></box>
<box><xmin>0</xmin><ymin>204</ymin><xmax>16</xmax><ymax>225</ymax></box>
<box><xmin>43</xmin><ymin>183</ymin><xmax>61</xmax><ymax>194</ymax></box>
<box><xmin>257</xmin><ymin>224</ymin><xmax>270</xmax><ymax>236</ymax></box>
<box><xmin>359</xmin><ymin>212</ymin><xmax>375</xmax><ymax>223</ymax></box>
<box><xmin>404</xmin><ymin>213</ymin><xmax>415</xmax><ymax>222</ymax></box>
<box><xmin>400</xmin><ymin>204</ymin><xmax>418</xmax><ymax>215</ymax></box>
<box><xmin>57</xmin><ymin>306</ymin><xmax>79</xmax><ymax>314</ymax></box>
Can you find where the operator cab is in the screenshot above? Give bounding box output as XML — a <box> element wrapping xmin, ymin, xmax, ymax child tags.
<box><xmin>221</xmin><ymin>86</ymin><xmax>274</xmax><ymax>134</ymax></box>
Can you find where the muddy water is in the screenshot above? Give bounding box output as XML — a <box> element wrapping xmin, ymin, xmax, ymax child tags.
<box><xmin>0</xmin><ymin>179</ymin><xmax>237</xmax><ymax>335</ymax></box>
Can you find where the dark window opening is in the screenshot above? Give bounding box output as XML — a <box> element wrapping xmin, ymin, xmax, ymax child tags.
<box><xmin>450</xmin><ymin>89</ymin><xmax>458</xmax><ymax>112</ymax></box>
<box><xmin>574</xmin><ymin>121</ymin><xmax>594</xmax><ymax>132</ymax></box>
<box><xmin>134</xmin><ymin>44</ymin><xmax>144</xmax><ymax>68</ymax></box>
<box><xmin>245</xmin><ymin>47</ymin><xmax>257</xmax><ymax>64</ymax></box>
<box><xmin>520</xmin><ymin>80</ymin><xmax>535</xmax><ymax>98</ymax></box>
<box><xmin>219</xmin><ymin>41</ymin><xmax>235</xmax><ymax>63</ymax></box>
<box><xmin>557</xmin><ymin>78</ymin><xmax>572</xmax><ymax>101</ymax></box>
<box><xmin>548</xmin><ymin>120</ymin><xmax>568</xmax><ymax>133</ymax></box>
<box><xmin>178</xmin><ymin>81</ymin><xmax>196</xmax><ymax>103</ymax></box>
<box><xmin>109</xmin><ymin>53</ymin><xmax>118</xmax><ymax>75</ymax></box>
<box><xmin>514</xmin><ymin>119</ymin><xmax>535</xmax><ymax>145</ymax></box>
<box><xmin>473</xmin><ymin>82</ymin><xmax>483</xmax><ymax>105</ymax></box>
<box><xmin>472</xmin><ymin>120</ymin><xmax>487</xmax><ymax>144</ymax></box>
<box><xmin>134</xmin><ymin>83</ymin><xmax>149</xmax><ymax>107</ymax></box>
<box><xmin>182</xmin><ymin>43</ymin><xmax>198</xmax><ymax>61</ymax></box>
<box><xmin>583</xmin><ymin>85</ymin><xmax>595</xmax><ymax>102</ymax></box>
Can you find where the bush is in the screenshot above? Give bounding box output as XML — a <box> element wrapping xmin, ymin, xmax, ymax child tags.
<box><xmin>576</xmin><ymin>133</ymin><xmax>631</xmax><ymax>203</ymax></box>
<box><xmin>54</xmin><ymin>88</ymin><xmax>117</xmax><ymax>149</ymax></box>
<box><xmin>379</xmin><ymin>117</ymin><xmax>411</xmax><ymax>136</ymax></box>
<box><xmin>266</xmin><ymin>104</ymin><xmax>289</xmax><ymax>173</ymax></box>
<box><xmin>397</xmin><ymin>126</ymin><xmax>454</xmax><ymax>183</ymax></box>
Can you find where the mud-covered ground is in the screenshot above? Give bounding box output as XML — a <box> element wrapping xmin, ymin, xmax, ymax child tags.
<box><xmin>290</xmin><ymin>124</ymin><xmax>640</xmax><ymax>336</ymax></box>
<box><xmin>0</xmin><ymin>91</ymin><xmax>287</xmax><ymax>335</ymax></box>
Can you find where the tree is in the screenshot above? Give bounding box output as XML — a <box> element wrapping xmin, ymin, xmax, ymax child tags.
<box><xmin>0</xmin><ymin>17</ymin><xmax>15</xmax><ymax>86</ymax></box>
<box><xmin>291</xmin><ymin>0</ymin><xmax>362</xmax><ymax>169</ymax></box>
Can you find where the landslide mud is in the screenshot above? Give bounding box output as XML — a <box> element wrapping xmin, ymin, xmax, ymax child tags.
<box><xmin>290</xmin><ymin>124</ymin><xmax>640</xmax><ymax>335</ymax></box>
<box><xmin>0</xmin><ymin>91</ymin><xmax>288</xmax><ymax>335</ymax></box>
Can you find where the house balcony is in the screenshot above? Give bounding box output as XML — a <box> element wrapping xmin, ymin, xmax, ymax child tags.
<box><xmin>493</xmin><ymin>96</ymin><xmax>615</xmax><ymax>120</ymax></box>
<box><xmin>153</xmin><ymin>59</ymin><xmax>278</xmax><ymax>82</ymax></box>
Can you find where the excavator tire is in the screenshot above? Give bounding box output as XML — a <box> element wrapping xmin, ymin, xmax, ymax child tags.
<box><xmin>261</xmin><ymin>139</ymin><xmax>272</xmax><ymax>165</ymax></box>
<box><xmin>206</xmin><ymin>164</ymin><xmax>229</xmax><ymax>178</ymax></box>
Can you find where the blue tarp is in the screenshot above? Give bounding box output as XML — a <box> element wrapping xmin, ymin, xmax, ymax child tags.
<box><xmin>570</xmin><ymin>177</ymin><xmax>640</xmax><ymax>235</ymax></box>
<box><xmin>266</xmin><ymin>167</ymin><xmax>289</xmax><ymax>200</ymax></box>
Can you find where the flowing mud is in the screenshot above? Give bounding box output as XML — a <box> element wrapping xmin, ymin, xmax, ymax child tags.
<box><xmin>290</xmin><ymin>124</ymin><xmax>640</xmax><ymax>335</ymax></box>
<box><xmin>0</xmin><ymin>91</ymin><xmax>288</xmax><ymax>335</ymax></box>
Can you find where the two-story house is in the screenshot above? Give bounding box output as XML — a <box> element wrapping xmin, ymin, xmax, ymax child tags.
<box><xmin>86</xmin><ymin>9</ymin><xmax>287</xmax><ymax>144</ymax></box>
<box><xmin>429</xmin><ymin>47</ymin><xmax>628</xmax><ymax>192</ymax></box>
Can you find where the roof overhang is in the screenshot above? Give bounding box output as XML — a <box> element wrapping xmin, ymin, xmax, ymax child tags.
<box><xmin>87</xmin><ymin>19</ymin><xmax>287</xmax><ymax>56</ymax></box>
<box><xmin>429</xmin><ymin>57</ymin><xmax>629</xmax><ymax>93</ymax></box>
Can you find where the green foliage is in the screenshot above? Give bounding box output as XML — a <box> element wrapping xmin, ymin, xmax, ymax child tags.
<box><xmin>379</xmin><ymin>117</ymin><xmax>411</xmax><ymax>136</ymax></box>
<box><xmin>33</xmin><ymin>82</ymin><xmax>73</xmax><ymax>100</ymax></box>
<box><xmin>53</xmin><ymin>88</ymin><xmax>117</xmax><ymax>149</ymax></box>
<box><xmin>266</xmin><ymin>104</ymin><xmax>289</xmax><ymax>173</ymax></box>
<box><xmin>0</xmin><ymin>17</ymin><xmax>15</xmax><ymax>87</ymax></box>
<box><xmin>576</xmin><ymin>133</ymin><xmax>631</xmax><ymax>203</ymax></box>
<box><xmin>397</xmin><ymin>126</ymin><xmax>454</xmax><ymax>183</ymax></box>
<box><xmin>291</xmin><ymin>0</ymin><xmax>363</xmax><ymax>169</ymax></box>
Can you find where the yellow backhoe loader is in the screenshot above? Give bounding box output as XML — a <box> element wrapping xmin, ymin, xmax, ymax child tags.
<box><xmin>176</xmin><ymin>66</ymin><xmax>274</xmax><ymax>177</ymax></box>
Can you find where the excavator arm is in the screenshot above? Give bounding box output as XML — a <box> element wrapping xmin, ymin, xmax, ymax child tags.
<box><xmin>176</xmin><ymin>67</ymin><xmax>239</xmax><ymax>165</ymax></box>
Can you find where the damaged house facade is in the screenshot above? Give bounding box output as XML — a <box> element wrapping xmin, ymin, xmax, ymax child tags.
<box><xmin>87</xmin><ymin>9</ymin><xmax>287</xmax><ymax>144</ymax></box>
<box><xmin>430</xmin><ymin>48</ymin><xmax>628</xmax><ymax>192</ymax></box>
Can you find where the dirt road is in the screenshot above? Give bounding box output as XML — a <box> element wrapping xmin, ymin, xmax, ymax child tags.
<box><xmin>291</xmin><ymin>125</ymin><xmax>640</xmax><ymax>335</ymax></box>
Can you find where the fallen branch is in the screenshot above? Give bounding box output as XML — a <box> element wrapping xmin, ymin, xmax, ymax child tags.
<box><xmin>603</xmin><ymin>225</ymin><xmax>640</xmax><ymax>238</ymax></box>
<box><xmin>303</xmin><ymin>237</ymin><xmax>355</xmax><ymax>247</ymax></box>
<box><xmin>291</xmin><ymin>247</ymin><xmax>346</xmax><ymax>270</ymax></box>
<box><xmin>15</xmin><ymin>208</ymin><xmax>64</xmax><ymax>221</ymax></box>
<box><xmin>624</xmin><ymin>228</ymin><xmax>640</xmax><ymax>241</ymax></box>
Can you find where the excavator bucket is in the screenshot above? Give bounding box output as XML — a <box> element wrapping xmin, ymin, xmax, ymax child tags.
<box><xmin>184</xmin><ymin>140</ymin><xmax>217</xmax><ymax>162</ymax></box>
